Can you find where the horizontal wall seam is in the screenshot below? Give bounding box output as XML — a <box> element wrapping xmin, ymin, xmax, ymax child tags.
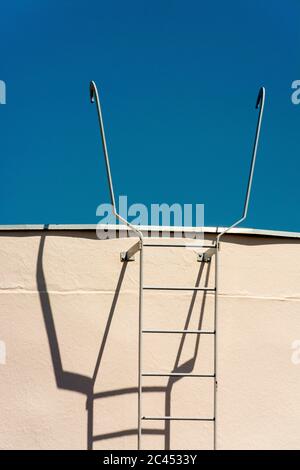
<box><xmin>0</xmin><ymin>289</ymin><xmax>299</xmax><ymax>302</ymax></box>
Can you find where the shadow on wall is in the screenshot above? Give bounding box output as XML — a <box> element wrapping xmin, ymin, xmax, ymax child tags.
<box><xmin>36</xmin><ymin>230</ymin><xmax>212</xmax><ymax>450</ymax></box>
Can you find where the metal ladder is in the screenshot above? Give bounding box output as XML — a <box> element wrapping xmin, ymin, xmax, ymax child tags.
<box><xmin>140</xmin><ymin>239</ymin><xmax>218</xmax><ymax>450</ymax></box>
<box><xmin>90</xmin><ymin>82</ymin><xmax>266</xmax><ymax>450</ymax></box>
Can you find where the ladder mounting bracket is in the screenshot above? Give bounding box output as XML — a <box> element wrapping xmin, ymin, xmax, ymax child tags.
<box><xmin>197</xmin><ymin>253</ymin><xmax>211</xmax><ymax>263</ymax></box>
<box><xmin>120</xmin><ymin>241</ymin><xmax>140</xmax><ymax>262</ymax></box>
<box><xmin>197</xmin><ymin>247</ymin><xmax>216</xmax><ymax>263</ymax></box>
<box><xmin>120</xmin><ymin>251</ymin><xmax>135</xmax><ymax>262</ymax></box>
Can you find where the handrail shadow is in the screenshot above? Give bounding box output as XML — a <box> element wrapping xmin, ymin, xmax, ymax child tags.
<box><xmin>37</xmin><ymin>232</ymin><xmax>165</xmax><ymax>449</ymax></box>
<box><xmin>37</xmin><ymin>231</ymin><xmax>212</xmax><ymax>449</ymax></box>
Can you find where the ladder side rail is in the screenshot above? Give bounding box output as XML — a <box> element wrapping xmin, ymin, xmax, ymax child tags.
<box><xmin>90</xmin><ymin>81</ymin><xmax>144</xmax><ymax>450</ymax></box>
<box><xmin>214</xmin><ymin>86</ymin><xmax>266</xmax><ymax>451</ymax></box>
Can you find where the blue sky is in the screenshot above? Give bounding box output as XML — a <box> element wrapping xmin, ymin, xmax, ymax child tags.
<box><xmin>0</xmin><ymin>0</ymin><xmax>299</xmax><ymax>231</ymax></box>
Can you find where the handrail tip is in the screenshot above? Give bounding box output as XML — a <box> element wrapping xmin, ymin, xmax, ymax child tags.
<box><xmin>89</xmin><ymin>81</ymin><xmax>96</xmax><ymax>103</ymax></box>
<box><xmin>256</xmin><ymin>86</ymin><xmax>265</xmax><ymax>109</ymax></box>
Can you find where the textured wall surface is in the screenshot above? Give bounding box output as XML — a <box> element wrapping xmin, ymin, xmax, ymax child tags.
<box><xmin>0</xmin><ymin>229</ymin><xmax>299</xmax><ymax>450</ymax></box>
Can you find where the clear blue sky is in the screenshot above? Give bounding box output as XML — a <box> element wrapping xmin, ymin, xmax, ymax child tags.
<box><xmin>0</xmin><ymin>0</ymin><xmax>299</xmax><ymax>231</ymax></box>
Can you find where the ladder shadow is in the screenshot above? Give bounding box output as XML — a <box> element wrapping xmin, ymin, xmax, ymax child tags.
<box><xmin>164</xmin><ymin>261</ymin><xmax>212</xmax><ymax>449</ymax></box>
<box><xmin>37</xmin><ymin>233</ymin><xmax>164</xmax><ymax>449</ymax></box>
<box><xmin>91</xmin><ymin>387</ymin><xmax>166</xmax><ymax>445</ymax></box>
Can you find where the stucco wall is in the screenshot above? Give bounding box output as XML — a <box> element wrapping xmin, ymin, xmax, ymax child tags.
<box><xmin>0</xmin><ymin>229</ymin><xmax>299</xmax><ymax>450</ymax></box>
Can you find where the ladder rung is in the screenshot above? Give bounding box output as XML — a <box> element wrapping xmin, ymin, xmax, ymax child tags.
<box><xmin>142</xmin><ymin>416</ymin><xmax>215</xmax><ymax>421</ymax></box>
<box><xmin>142</xmin><ymin>329</ymin><xmax>215</xmax><ymax>335</ymax></box>
<box><xmin>143</xmin><ymin>243</ymin><xmax>216</xmax><ymax>249</ymax></box>
<box><xmin>142</xmin><ymin>372</ymin><xmax>215</xmax><ymax>378</ymax></box>
<box><xmin>143</xmin><ymin>286</ymin><xmax>215</xmax><ymax>291</ymax></box>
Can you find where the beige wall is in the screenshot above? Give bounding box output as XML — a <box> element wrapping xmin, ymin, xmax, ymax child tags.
<box><xmin>0</xmin><ymin>229</ymin><xmax>299</xmax><ymax>450</ymax></box>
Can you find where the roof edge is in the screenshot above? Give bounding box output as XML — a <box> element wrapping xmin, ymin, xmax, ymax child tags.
<box><xmin>0</xmin><ymin>224</ymin><xmax>299</xmax><ymax>239</ymax></box>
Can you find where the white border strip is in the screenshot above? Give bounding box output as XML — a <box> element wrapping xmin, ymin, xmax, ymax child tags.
<box><xmin>0</xmin><ymin>224</ymin><xmax>299</xmax><ymax>239</ymax></box>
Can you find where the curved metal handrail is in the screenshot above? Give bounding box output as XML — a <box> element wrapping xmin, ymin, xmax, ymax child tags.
<box><xmin>90</xmin><ymin>80</ymin><xmax>144</xmax><ymax>243</ymax></box>
<box><xmin>216</xmin><ymin>86</ymin><xmax>266</xmax><ymax>246</ymax></box>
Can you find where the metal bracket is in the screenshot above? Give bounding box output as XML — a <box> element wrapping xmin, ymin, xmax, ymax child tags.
<box><xmin>120</xmin><ymin>241</ymin><xmax>141</xmax><ymax>262</ymax></box>
<box><xmin>197</xmin><ymin>247</ymin><xmax>216</xmax><ymax>263</ymax></box>
<box><xmin>197</xmin><ymin>253</ymin><xmax>211</xmax><ymax>263</ymax></box>
<box><xmin>120</xmin><ymin>251</ymin><xmax>136</xmax><ymax>262</ymax></box>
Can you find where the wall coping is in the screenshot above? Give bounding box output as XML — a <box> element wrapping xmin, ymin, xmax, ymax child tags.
<box><xmin>0</xmin><ymin>224</ymin><xmax>299</xmax><ymax>239</ymax></box>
